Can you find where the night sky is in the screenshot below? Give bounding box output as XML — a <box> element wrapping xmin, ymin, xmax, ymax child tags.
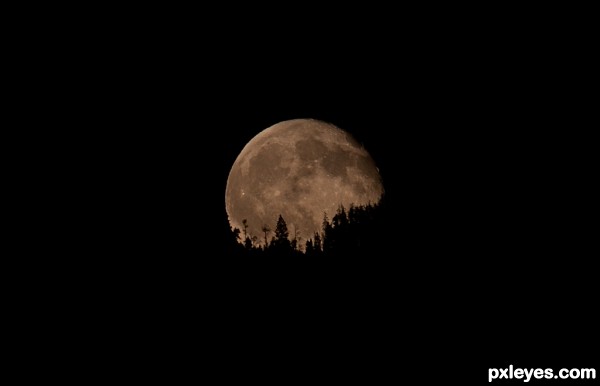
<box><xmin>120</xmin><ymin>22</ymin><xmax>596</xmax><ymax>372</ymax></box>
<box><xmin>213</xmin><ymin>66</ymin><xmax>596</xmax><ymax>356</ymax></box>
<box><xmin>64</xmin><ymin>9</ymin><xmax>597</xmax><ymax>379</ymax></box>
<box><xmin>172</xmin><ymin>42</ymin><xmax>596</xmax><ymax>273</ymax></box>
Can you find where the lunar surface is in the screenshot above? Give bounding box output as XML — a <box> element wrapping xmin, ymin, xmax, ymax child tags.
<box><xmin>226</xmin><ymin>119</ymin><xmax>383</xmax><ymax>246</ymax></box>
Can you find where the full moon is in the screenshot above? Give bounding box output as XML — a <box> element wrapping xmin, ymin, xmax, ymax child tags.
<box><xmin>226</xmin><ymin>119</ymin><xmax>383</xmax><ymax>245</ymax></box>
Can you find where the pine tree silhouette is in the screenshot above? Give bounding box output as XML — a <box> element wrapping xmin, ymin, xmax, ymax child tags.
<box><xmin>322</xmin><ymin>212</ymin><xmax>333</xmax><ymax>255</ymax></box>
<box><xmin>313</xmin><ymin>232</ymin><xmax>322</xmax><ymax>255</ymax></box>
<box><xmin>271</xmin><ymin>214</ymin><xmax>293</xmax><ymax>255</ymax></box>
<box><xmin>261</xmin><ymin>225</ymin><xmax>271</xmax><ymax>249</ymax></box>
<box><xmin>305</xmin><ymin>239</ymin><xmax>314</xmax><ymax>256</ymax></box>
<box><xmin>244</xmin><ymin>235</ymin><xmax>253</xmax><ymax>250</ymax></box>
<box><xmin>274</xmin><ymin>215</ymin><xmax>289</xmax><ymax>241</ymax></box>
<box><xmin>225</xmin><ymin>201</ymin><xmax>386</xmax><ymax>258</ymax></box>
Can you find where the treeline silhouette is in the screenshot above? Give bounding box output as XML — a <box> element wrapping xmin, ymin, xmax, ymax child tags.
<box><xmin>225</xmin><ymin>201</ymin><xmax>387</xmax><ymax>258</ymax></box>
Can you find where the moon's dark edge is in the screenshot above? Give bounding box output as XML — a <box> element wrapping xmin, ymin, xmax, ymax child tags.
<box><xmin>226</xmin><ymin>119</ymin><xmax>384</xmax><ymax>246</ymax></box>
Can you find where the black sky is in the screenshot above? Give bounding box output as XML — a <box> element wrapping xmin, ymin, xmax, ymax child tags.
<box><xmin>112</xmin><ymin>16</ymin><xmax>596</xmax><ymax>370</ymax></box>
<box><xmin>214</xmin><ymin>59</ymin><xmax>596</xmax><ymax>343</ymax></box>
<box><xmin>53</xmin><ymin>8</ymin><xmax>598</xmax><ymax>378</ymax></box>
<box><xmin>144</xmin><ymin>29</ymin><xmax>592</xmax><ymax>270</ymax></box>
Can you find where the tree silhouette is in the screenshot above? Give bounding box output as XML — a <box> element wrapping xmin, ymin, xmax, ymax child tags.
<box><xmin>332</xmin><ymin>205</ymin><xmax>348</xmax><ymax>228</ymax></box>
<box><xmin>313</xmin><ymin>232</ymin><xmax>322</xmax><ymax>255</ymax></box>
<box><xmin>244</xmin><ymin>235</ymin><xmax>253</xmax><ymax>250</ymax></box>
<box><xmin>305</xmin><ymin>238</ymin><xmax>314</xmax><ymax>256</ymax></box>
<box><xmin>291</xmin><ymin>226</ymin><xmax>301</xmax><ymax>252</ymax></box>
<box><xmin>271</xmin><ymin>214</ymin><xmax>293</xmax><ymax>254</ymax></box>
<box><xmin>261</xmin><ymin>225</ymin><xmax>271</xmax><ymax>249</ymax></box>
<box><xmin>242</xmin><ymin>219</ymin><xmax>248</xmax><ymax>239</ymax></box>
<box><xmin>224</xmin><ymin>214</ymin><xmax>245</xmax><ymax>256</ymax></box>
<box><xmin>274</xmin><ymin>214</ymin><xmax>289</xmax><ymax>241</ymax></box>
<box><xmin>242</xmin><ymin>219</ymin><xmax>254</xmax><ymax>249</ymax></box>
<box><xmin>322</xmin><ymin>212</ymin><xmax>333</xmax><ymax>254</ymax></box>
<box><xmin>225</xmin><ymin>200</ymin><xmax>386</xmax><ymax>258</ymax></box>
